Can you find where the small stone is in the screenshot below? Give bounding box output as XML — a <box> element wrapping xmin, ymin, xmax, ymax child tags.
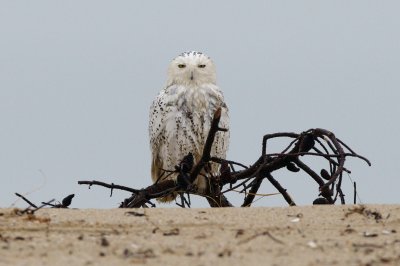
<box><xmin>363</xmin><ymin>232</ymin><xmax>378</xmax><ymax>238</ymax></box>
<box><xmin>100</xmin><ymin>237</ymin><xmax>110</xmax><ymax>247</ymax></box>
<box><xmin>307</xmin><ymin>241</ymin><xmax>318</xmax><ymax>248</ymax></box>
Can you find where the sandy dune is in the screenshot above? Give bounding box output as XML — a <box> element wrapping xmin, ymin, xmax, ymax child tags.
<box><xmin>0</xmin><ymin>205</ymin><xmax>399</xmax><ymax>266</ymax></box>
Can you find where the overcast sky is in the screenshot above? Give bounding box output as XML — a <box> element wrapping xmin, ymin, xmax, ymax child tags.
<box><xmin>1</xmin><ymin>1</ymin><xmax>399</xmax><ymax>208</ymax></box>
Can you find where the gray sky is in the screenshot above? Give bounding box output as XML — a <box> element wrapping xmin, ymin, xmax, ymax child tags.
<box><xmin>1</xmin><ymin>1</ymin><xmax>399</xmax><ymax>208</ymax></box>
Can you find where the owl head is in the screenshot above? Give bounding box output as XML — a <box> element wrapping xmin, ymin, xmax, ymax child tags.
<box><xmin>167</xmin><ymin>51</ymin><xmax>217</xmax><ymax>87</ymax></box>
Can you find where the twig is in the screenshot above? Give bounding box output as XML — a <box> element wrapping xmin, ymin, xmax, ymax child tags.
<box><xmin>241</xmin><ymin>173</ymin><xmax>264</xmax><ymax>207</ymax></box>
<box><xmin>354</xmin><ymin>182</ymin><xmax>357</xmax><ymax>204</ymax></box>
<box><xmin>15</xmin><ymin>193</ymin><xmax>37</xmax><ymax>208</ymax></box>
<box><xmin>266</xmin><ymin>173</ymin><xmax>296</xmax><ymax>206</ymax></box>
<box><xmin>238</xmin><ymin>230</ymin><xmax>285</xmax><ymax>245</ymax></box>
<box><xmin>190</xmin><ymin>107</ymin><xmax>224</xmax><ymax>182</ymax></box>
<box><xmin>78</xmin><ymin>180</ymin><xmax>140</xmax><ymax>194</ymax></box>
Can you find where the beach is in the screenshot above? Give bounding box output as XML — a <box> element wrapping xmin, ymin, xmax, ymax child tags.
<box><xmin>0</xmin><ymin>205</ymin><xmax>399</xmax><ymax>266</ymax></box>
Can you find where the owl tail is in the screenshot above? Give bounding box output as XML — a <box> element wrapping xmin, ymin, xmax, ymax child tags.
<box><xmin>151</xmin><ymin>158</ymin><xmax>178</xmax><ymax>203</ymax></box>
<box><xmin>156</xmin><ymin>193</ymin><xmax>178</xmax><ymax>203</ymax></box>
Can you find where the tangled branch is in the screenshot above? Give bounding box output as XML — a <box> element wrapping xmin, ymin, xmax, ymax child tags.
<box><xmin>79</xmin><ymin>108</ymin><xmax>370</xmax><ymax>208</ymax></box>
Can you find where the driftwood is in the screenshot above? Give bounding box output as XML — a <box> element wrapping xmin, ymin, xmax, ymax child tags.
<box><xmin>79</xmin><ymin>108</ymin><xmax>371</xmax><ymax>208</ymax></box>
<box><xmin>14</xmin><ymin>193</ymin><xmax>75</xmax><ymax>214</ymax></box>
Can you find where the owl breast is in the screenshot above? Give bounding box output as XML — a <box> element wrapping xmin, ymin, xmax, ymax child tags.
<box><xmin>149</xmin><ymin>84</ymin><xmax>229</xmax><ymax>194</ymax></box>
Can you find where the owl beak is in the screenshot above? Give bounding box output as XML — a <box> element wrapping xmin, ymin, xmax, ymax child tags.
<box><xmin>190</xmin><ymin>71</ymin><xmax>194</xmax><ymax>80</ymax></box>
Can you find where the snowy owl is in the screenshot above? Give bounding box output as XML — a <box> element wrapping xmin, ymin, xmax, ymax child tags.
<box><xmin>149</xmin><ymin>51</ymin><xmax>229</xmax><ymax>202</ymax></box>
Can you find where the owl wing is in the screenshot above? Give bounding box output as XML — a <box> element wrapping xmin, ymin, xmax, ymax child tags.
<box><xmin>210</xmin><ymin>88</ymin><xmax>230</xmax><ymax>160</ymax></box>
<box><xmin>149</xmin><ymin>89</ymin><xmax>165</xmax><ymax>148</ymax></box>
<box><xmin>149</xmin><ymin>88</ymin><xmax>170</xmax><ymax>183</ymax></box>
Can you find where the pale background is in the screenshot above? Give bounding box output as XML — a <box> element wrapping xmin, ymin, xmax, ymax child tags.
<box><xmin>1</xmin><ymin>1</ymin><xmax>398</xmax><ymax>208</ymax></box>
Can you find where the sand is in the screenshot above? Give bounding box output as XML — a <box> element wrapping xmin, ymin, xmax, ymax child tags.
<box><xmin>0</xmin><ymin>205</ymin><xmax>399</xmax><ymax>266</ymax></box>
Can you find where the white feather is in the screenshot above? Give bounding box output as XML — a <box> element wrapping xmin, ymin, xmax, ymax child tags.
<box><xmin>149</xmin><ymin>52</ymin><xmax>229</xmax><ymax>201</ymax></box>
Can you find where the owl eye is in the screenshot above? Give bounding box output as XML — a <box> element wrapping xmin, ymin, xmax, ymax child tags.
<box><xmin>178</xmin><ymin>64</ymin><xmax>186</xmax><ymax>68</ymax></box>
<box><xmin>198</xmin><ymin>64</ymin><xmax>206</xmax><ymax>68</ymax></box>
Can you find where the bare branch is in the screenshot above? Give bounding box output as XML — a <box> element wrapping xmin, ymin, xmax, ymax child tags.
<box><xmin>78</xmin><ymin>123</ymin><xmax>370</xmax><ymax>208</ymax></box>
